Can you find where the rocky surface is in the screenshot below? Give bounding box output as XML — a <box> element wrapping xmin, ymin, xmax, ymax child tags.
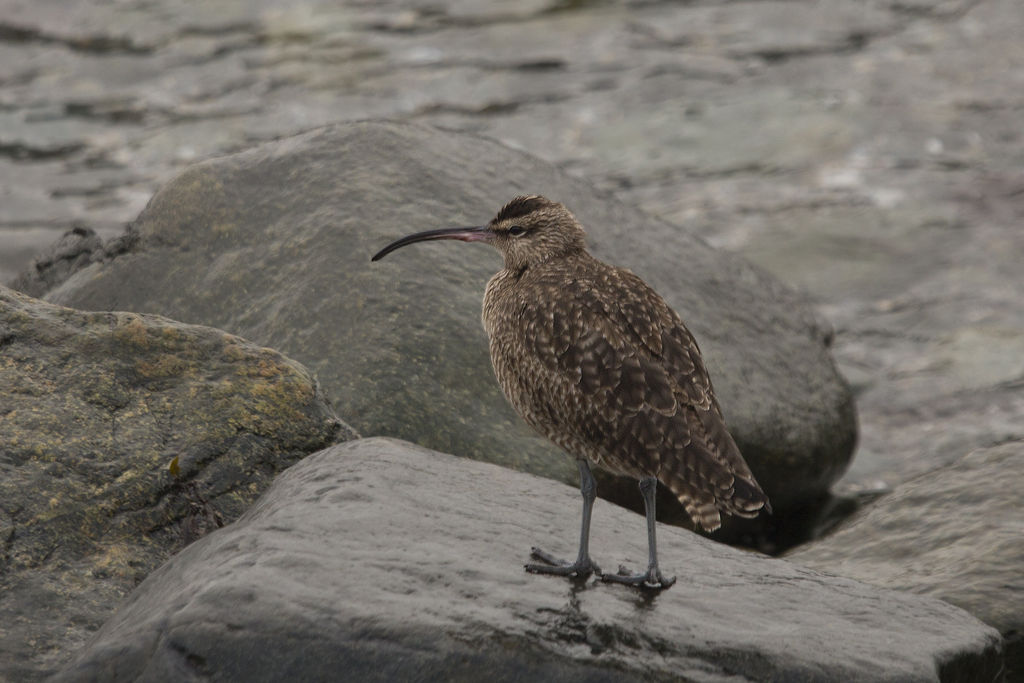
<box><xmin>54</xmin><ymin>438</ymin><xmax>1003</xmax><ymax>683</ymax></box>
<box><xmin>38</xmin><ymin>121</ymin><xmax>854</xmax><ymax>539</ymax></box>
<box><xmin>790</xmin><ymin>439</ymin><xmax>1024</xmax><ymax>677</ymax></box>
<box><xmin>0</xmin><ymin>286</ymin><xmax>354</xmax><ymax>682</ymax></box>
<box><xmin>3</xmin><ymin>0</ymin><xmax>1023</xmax><ymax>503</ymax></box>
<box><xmin>9</xmin><ymin>225</ymin><xmax>136</xmax><ymax>299</ymax></box>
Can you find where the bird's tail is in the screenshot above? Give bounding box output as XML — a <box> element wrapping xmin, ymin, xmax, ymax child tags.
<box><xmin>659</xmin><ymin>411</ymin><xmax>772</xmax><ymax>532</ymax></box>
<box><xmin>661</xmin><ymin>465</ymin><xmax>771</xmax><ymax>533</ymax></box>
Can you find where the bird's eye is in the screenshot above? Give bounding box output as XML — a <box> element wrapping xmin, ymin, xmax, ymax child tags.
<box><xmin>508</xmin><ymin>226</ymin><xmax>526</xmax><ymax>236</ymax></box>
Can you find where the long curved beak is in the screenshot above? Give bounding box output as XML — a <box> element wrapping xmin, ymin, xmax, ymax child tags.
<box><xmin>371</xmin><ymin>225</ymin><xmax>491</xmax><ymax>262</ymax></box>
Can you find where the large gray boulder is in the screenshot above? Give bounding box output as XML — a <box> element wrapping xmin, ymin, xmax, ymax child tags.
<box><xmin>54</xmin><ymin>438</ymin><xmax>1002</xmax><ymax>683</ymax></box>
<box><xmin>39</xmin><ymin>120</ymin><xmax>856</xmax><ymax>522</ymax></box>
<box><xmin>0</xmin><ymin>286</ymin><xmax>353</xmax><ymax>682</ymax></box>
<box><xmin>790</xmin><ymin>440</ymin><xmax>1024</xmax><ymax>677</ymax></box>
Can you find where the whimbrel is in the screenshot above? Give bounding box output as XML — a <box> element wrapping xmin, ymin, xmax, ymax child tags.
<box><xmin>372</xmin><ymin>195</ymin><xmax>770</xmax><ymax>590</ymax></box>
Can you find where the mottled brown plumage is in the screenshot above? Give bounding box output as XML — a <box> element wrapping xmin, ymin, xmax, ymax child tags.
<box><xmin>372</xmin><ymin>195</ymin><xmax>770</xmax><ymax>589</ymax></box>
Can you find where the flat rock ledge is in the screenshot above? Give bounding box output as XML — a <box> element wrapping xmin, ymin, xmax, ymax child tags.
<box><xmin>55</xmin><ymin>438</ymin><xmax>1002</xmax><ymax>683</ymax></box>
<box><xmin>791</xmin><ymin>440</ymin><xmax>1024</xmax><ymax>678</ymax></box>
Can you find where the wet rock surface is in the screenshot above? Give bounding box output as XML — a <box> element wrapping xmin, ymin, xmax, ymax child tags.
<box><xmin>54</xmin><ymin>438</ymin><xmax>1003</xmax><ymax>683</ymax></box>
<box><xmin>0</xmin><ymin>286</ymin><xmax>353</xmax><ymax>682</ymax></box>
<box><xmin>790</xmin><ymin>439</ymin><xmax>1024</xmax><ymax>677</ymax></box>
<box><xmin>38</xmin><ymin>120</ymin><xmax>854</xmax><ymax>532</ymax></box>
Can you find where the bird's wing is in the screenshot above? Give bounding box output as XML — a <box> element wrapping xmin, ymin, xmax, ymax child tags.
<box><xmin>514</xmin><ymin>265</ymin><xmax>768</xmax><ymax>531</ymax></box>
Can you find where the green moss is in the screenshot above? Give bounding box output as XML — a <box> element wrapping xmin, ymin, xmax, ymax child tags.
<box><xmin>111</xmin><ymin>316</ymin><xmax>151</xmax><ymax>349</ymax></box>
<box><xmin>134</xmin><ymin>354</ymin><xmax>195</xmax><ymax>380</ymax></box>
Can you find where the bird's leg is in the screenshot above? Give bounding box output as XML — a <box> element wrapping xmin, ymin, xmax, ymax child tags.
<box><xmin>526</xmin><ymin>459</ymin><xmax>601</xmax><ymax>579</ymax></box>
<box><xmin>602</xmin><ymin>476</ymin><xmax>676</xmax><ymax>590</ymax></box>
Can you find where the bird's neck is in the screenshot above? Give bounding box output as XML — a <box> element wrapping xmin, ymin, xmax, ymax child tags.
<box><xmin>501</xmin><ymin>246</ymin><xmax>589</xmax><ymax>274</ymax></box>
<box><xmin>485</xmin><ymin>250</ymin><xmax>592</xmax><ymax>315</ymax></box>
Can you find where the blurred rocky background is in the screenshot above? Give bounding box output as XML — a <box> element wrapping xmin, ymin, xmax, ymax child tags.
<box><xmin>4</xmin><ymin>0</ymin><xmax>1022</xmax><ymax>499</ymax></box>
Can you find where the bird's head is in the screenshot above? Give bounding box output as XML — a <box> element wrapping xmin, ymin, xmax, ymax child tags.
<box><xmin>371</xmin><ymin>195</ymin><xmax>587</xmax><ymax>271</ymax></box>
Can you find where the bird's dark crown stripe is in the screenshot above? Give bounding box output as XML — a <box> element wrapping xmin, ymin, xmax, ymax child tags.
<box><xmin>494</xmin><ymin>195</ymin><xmax>547</xmax><ymax>223</ymax></box>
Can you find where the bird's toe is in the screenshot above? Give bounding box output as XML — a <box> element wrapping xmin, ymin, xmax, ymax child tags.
<box><xmin>525</xmin><ymin>547</ymin><xmax>599</xmax><ymax>579</ymax></box>
<box><xmin>601</xmin><ymin>565</ymin><xmax>675</xmax><ymax>591</ymax></box>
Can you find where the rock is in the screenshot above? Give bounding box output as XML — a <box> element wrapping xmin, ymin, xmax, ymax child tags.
<box><xmin>54</xmin><ymin>438</ymin><xmax>1002</xmax><ymax>683</ymax></box>
<box><xmin>789</xmin><ymin>440</ymin><xmax>1024</xmax><ymax>677</ymax></box>
<box><xmin>9</xmin><ymin>225</ymin><xmax>138</xmax><ymax>299</ymax></box>
<box><xmin>0</xmin><ymin>286</ymin><xmax>355</xmax><ymax>682</ymax></box>
<box><xmin>39</xmin><ymin>120</ymin><xmax>856</xmax><ymax>528</ymax></box>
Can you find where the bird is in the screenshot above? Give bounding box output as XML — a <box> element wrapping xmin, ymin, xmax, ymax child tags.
<box><xmin>372</xmin><ymin>195</ymin><xmax>771</xmax><ymax>590</ymax></box>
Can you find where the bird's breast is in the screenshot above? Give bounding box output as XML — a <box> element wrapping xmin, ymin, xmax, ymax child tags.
<box><xmin>482</xmin><ymin>269</ymin><xmax>549</xmax><ymax>401</ymax></box>
<box><xmin>482</xmin><ymin>268</ymin><xmax>524</xmax><ymax>339</ymax></box>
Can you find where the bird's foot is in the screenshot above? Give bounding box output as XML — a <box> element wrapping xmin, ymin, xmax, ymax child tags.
<box><xmin>525</xmin><ymin>547</ymin><xmax>601</xmax><ymax>579</ymax></box>
<box><xmin>601</xmin><ymin>564</ymin><xmax>676</xmax><ymax>590</ymax></box>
